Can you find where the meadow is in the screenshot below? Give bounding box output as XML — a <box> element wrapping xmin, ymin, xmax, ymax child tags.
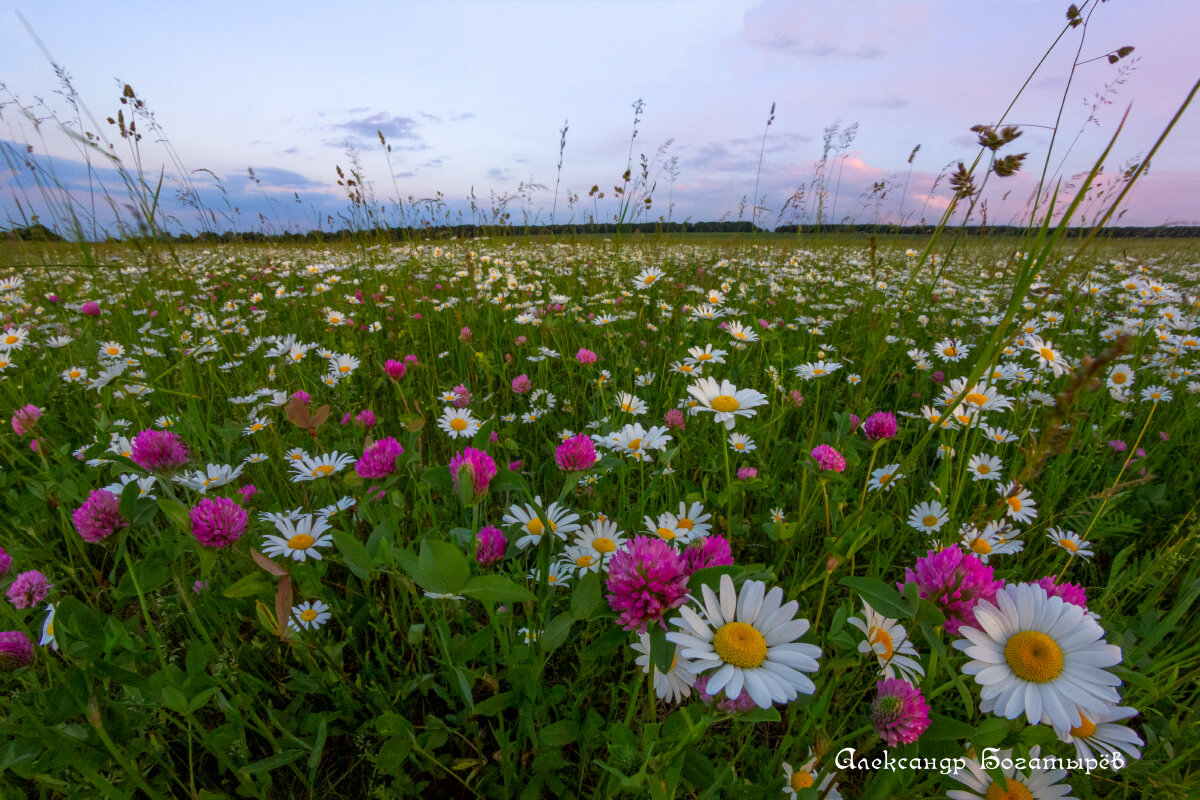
<box><xmin>1</xmin><ymin>226</ymin><xmax>1198</xmax><ymax>799</ymax></box>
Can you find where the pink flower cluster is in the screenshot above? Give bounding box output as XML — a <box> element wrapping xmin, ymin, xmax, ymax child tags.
<box><xmin>681</xmin><ymin>535</ymin><xmax>734</xmax><ymax>575</ymax></box>
<box><xmin>476</xmin><ymin>525</ymin><xmax>507</xmax><ymax>566</ymax></box>
<box><xmin>6</xmin><ymin>570</ymin><xmax>52</xmax><ymax>610</ymax></box>
<box><xmin>384</xmin><ymin>359</ymin><xmax>407</xmax><ymax>381</ymax></box>
<box><xmin>10</xmin><ymin>404</ymin><xmax>41</xmax><ymax>437</ymax></box>
<box><xmin>555</xmin><ymin>434</ymin><xmax>597</xmax><ymax>472</ymax></box>
<box><xmin>1034</xmin><ymin>576</ymin><xmax>1088</xmax><ymax>610</ymax></box>
<box><xmin>511</xmin><ymin>374</ymin><xmax>532</xmax><ymax>394</ymax></box>
<box><xmin>358</xmin><ymin>437</ymin><xmax>405</xmax><ymax>479</ymax></box>
<box><xmin>0</xmin><ymin>631</ymin><xmax>33</xmax><ymax>670</ymax></box>
<box><xmin>810</xmin><ymin>444</ymin><xmax>846</xmax><ymax>472</ymax></box>
<box><xmin>863</xmin><ymin>411</ymin><xmax>898</xmax><ymax>441</ymax></box>
<box><xmin>606</xmin><ymin>536</ymin><xmax>689</xmax><ymax>632</ymax></box>
<box><xmin>871</xmin><ymin>679</ymin><xmax>931</xmax><ymax>746</ymax></box>
<box><xmin>695</xmin><ymin>673</ymin><xmax>757</xmax><ymax>712</ymax></box>
<box><xmin>899</xmin><ymin>548</ymin><xmax>1001</xmax><ymax>636</ymax></box>
<box><xmin>73</xmin><ymin>489</ymin><xmax>129</xmax><ymax>543</ymax></box>
<box><xmin>130</xmin><ymin>429</ymin><xmax>190</xmax><ymax>471</ymax></box>
<box><xmin>576</xmin><ymin>348</ymin><xmax>597</xmax><ymax>365</ymax></box>
<box><xmin>450</xmin><ymin>447</ymin><xmax>497</xmax><ymax>504</ymax></box>
<box><xmin>191</xmin><ymin>497</ymin><xmax>248</xmax><ymax>549</ymax></box>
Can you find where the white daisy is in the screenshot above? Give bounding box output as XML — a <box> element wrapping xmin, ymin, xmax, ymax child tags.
<box><xmin>289</xmin><ymin>451</ymin><xmax>356</xmax><ymax>482</ymax></box>
<box><xmin>674</xmin><ymin>501</ymin><xmax>713</xmax><ymax>538</ymax></box>
<box><xmin>1062</xmin><ymin>704</ymin><xmax>1143</xmax><ymax>768</ymax></box>
<box><xmin>966</xmin><ymin>453</ymin><xmax>1004</xmax><ymax>481</ymax></box>
<box><xmin>782</xmin><ymin>756</ymin><xmax>841</xmax><ymax>800</ymax></box>
<box><xmin>947</xmin><ymin>746</ymin><xmax>1070</xmax><ymax>800</ymax></box>
<box><xmin>438</xmin><ymin>407</ymin><xmax>481</xmax><ymax>439</ymax></box>
<box><xmin>846</xmin><ymin>601</ymin><xmax>924</xmax><ymax>684</ymax></box>
<box><xmin>666</xmin><ymin>575</ymin><xmax>821</xmax><ymax>708</ymax></box>
<box><xmin>503</xmin><ymin>497</ymin><xmax>580</xmax><ymax>550</ymax></box>
<box><xmin>952</xmin><ymin>582</ymin><xmax>1123</xmax><ymax>737</ymax></box>
<box><xmin>631</xmin><ymin>632</ymin><xmax>696</xmax><ymax>704</ymax></box>
<box><xmin>907</xmin><ymin>500</ymin><xmax>949</xmax><ymax>534</ymax></box>
<box><xmin>288</xmin><ymin>600</ymin><xmax>331</xmax><ymax>631</ymax></box>
<box><xmin>998</xmin><ymin>482</ymin><xmax>1037</xmax><ymax>524</ymax></box>
<box><xmin>728</xmin><ymin>433</ymin><xmax>756</xmax><ymax>454</ymax></box>
<box><xmin>1046</xmin><ymin>527</ymin><xmax>1094</xmax><ymax>560</ymax></box>
<box><xmin>867</xmin><ymin>464</ymin><xmax>903</xmax><ymax>492</ymax></box>
<box><xmin>39</xmin><ymin>604</ymin><xmax>57</xmax><ymax>650</ymax></box>
<box><xmin>261</xmin><ymin>514</ymin><xmax>334</xmax><ymax>562</ymax></box>
<box><xmin>687</xmin><ymin>377</ymin><xmax>768</xmax><ymax>430</ymax></box>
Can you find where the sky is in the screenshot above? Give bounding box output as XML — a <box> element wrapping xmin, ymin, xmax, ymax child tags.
<box><xmin>1</xmin><ymin>0</ymin><xmax>1197</xmax><ymax>236</ymax></box>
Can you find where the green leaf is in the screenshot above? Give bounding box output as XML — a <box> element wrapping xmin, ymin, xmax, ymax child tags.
<box><xmin>118</xmin><ymin>479</ymin><xmax>141</xmax><ymax>523</ymax></box>
<box><xmin>687</xmin><ymin>565</ymin><xmax>739</xmax><ymax>597</ymax></box>
<box><xmin>472</xmin><ymin>691</ymin><xmax>513</xmax><ymax>717</ymax></box>
<box><xmin>422</xmin><ymin>465</ymin><xmax>453</xmax><ymax>493</ymax></box>
<box><xmin>736</xmin><ymin>706</ymin><xmax>780</xmax><ymax>723</ymax></box>
<box><xmin>332</xmin><ymin>530</ymin><xmax>372</xmax><ymax>581</ymax></box>
<box><xmin>239</xmin><ymin>749</ymin><xmax>306</xmax><ymax>776</ymax></box>
<box><xmin>490</xmin><ymin>469</ymin><xmax>530</xmax><ymax>495</ymax></box>
<box><xmin>542</xmin><ymin>612</ymin><xmax>575</xmax><ymax>655</ymax></box>
<box><xmin>922</xmin><ymin>712</ymin><xmax>976</xmax><ymax>741</ymax></box>
<box><xmin>224</xmin><ymin>573</ymin><xmax>270</xmax><ymax>599</ymax></box>
<box><xmin>461</xmin><ymin>575</ymin><xmax>534</xmax><ymax>603</ymax></box>
<box><xmin>972</xmin><ymin>716</ymin><xmax>1011</xmax><ymax>748</ymax></box>
<box><xmin>571</xmin><ymin>572</ymin><xmax>602</xmax><ymax>620</ymax></box>
<box><xmin>649</xmin><ymin>625</ymin><xmax>676</xmax><ymax>674</ymax></box>
<box><xmin>158</xmin><ymin>496</ymin><xmax>191</xmax><ymax>533</ymax></box>
<box><xmin>838</xmin><ymin>576</ymin><xmax>911</xmax><ymax>620</ymax></box>
<box><xmin>413</xmin><ymin>539</ymin><xmax>469</xmax><ymax>594</ymax></box>
<box><xmin>539</xmin><ymin>719</ymin><xmax>579</xmax><ymax>748</ymax></box>
<box><xmin>161</xmin><ymin>686</ymin><xmax>188</xmax><ymax>715</ymax></box>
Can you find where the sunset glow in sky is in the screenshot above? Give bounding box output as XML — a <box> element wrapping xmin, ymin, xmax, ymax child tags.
<box><xmin>2</xmin><ymin>0</ymin><xmax>1197</xmax><ymax>233</ymax></box>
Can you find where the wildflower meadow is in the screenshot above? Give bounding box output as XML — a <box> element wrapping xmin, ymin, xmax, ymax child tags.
<box><xmin>3</xmin><ymin>3</ymin><xmax>1200</xmax><ymax>799</ymax></box>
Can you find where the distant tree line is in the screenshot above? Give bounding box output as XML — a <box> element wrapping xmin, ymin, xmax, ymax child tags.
<box><xmin>4</xmin><ymin>221</ymin><xmax>1199</xmax><ymax>245</ymax></box>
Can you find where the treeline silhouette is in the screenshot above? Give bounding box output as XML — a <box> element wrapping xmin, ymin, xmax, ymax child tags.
<box><xmin>5</xmin><ymin>221</ymin><xmax>1199</xmax><ymax>245</ymax></box>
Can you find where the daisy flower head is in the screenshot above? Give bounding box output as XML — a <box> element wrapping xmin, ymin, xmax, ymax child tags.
<box><xmin>782</xmin><ymin>757</ymin><xmax>842</xmax><ymax>800</ymax></box>
<box><xmin>1028</xmin><ymin>335</ymin><xmax>1071</xmax><ymax>378</ymax></box>
<box><xmin>574</xmin><ymin>517</ymin><xmax>627</xmax><ymax>565</ymax></box>
<box><xmin>1062</xmin><ymin>704</ymin><xmax>1143</xmax><ymax>767</ymax></box>
<box><xmin>907</xmin><ymin>500</ymin><xmax>949</xmax><ymax>535</ymax></box>
<box><xmin>529</xmin><ymin>561</ymin><xmax>573</xmax><ymax>590</ymax></box>
<box><xmin>39</xmin><ymin>604</ymin><xmax>57</xmax><ymax>650</ymax></box>
<box><xmin>633</xmin><ymin>267</ymin><xmax>665</xmax><ymax>290</ymax></box>
<box><xmin>667</xmin><ymin>574</ymin><xmax>821</xmax><ymax>708</ymax></box>
<box><xmin>261</xmin><ymin>514</ymin><xmax>334</xmax><ymax>562</ymax></box>
<box><xmin>1046</xmin><ymin>527</ymin><xmax>1094</xmax><ymax>560</ymax></box>
<box><xmin>632</xmin><ymin>631</ymin><xmax>696</xmax><ymax>704</ymax></box>
<box><xmin>900</xmin><ymin>548</ymin><xmax>1001</xmax><ymax>636</ymax></box>
<box><xmin>560</xmin><ymin>544</ymin><xmax>605</xmax><ymax>575</ymax></box>
<box><xmin>503</xmin><ymin>497</ymin><xmax>580</xmax><ymax>550</ymax></box>
<box><xmin>605</xmin><ymin>536</ymin><xmax>690</xmax><ymax>632</ymax></box>
<box><xmin>770</xmin><ymin>507</ymin><xmax>786</xmax><ymax>523</ymax></box>
<box><xmin>644</xmin><ymin>513</ymin><xmax>694</xmax><ymax>546</ymax></box>
<box><xmin>685</xmin><ymin>344</ymin><xmax>727</xmax><ymax>366</ymax></box>
<box><xmin>948</xmin><ymin>746</ymin><xmax>1070</xmax><ymax>800</ymax></box>
<box><xmin>728</xmin><ymin>432</ymin><xmax>756</xmax><ymax>453</ymax></box>
<box><xmin>290</xmin><ymin>451</ymin><xmax>356</xmax><ymax>482</ymax></box>
<box><xmin>934</xmin><ymin>337</ymin><xmax>970</xmax><ymax>362</ymax></box>
<box><xmin>288</xmin><ymin>600</ymin><xmax>331</xmax><ymax>631</ymax></box>
<box><xmin>847</xmin><ymin>601</ymin><xmax>925</xmax><ymax>684</ymax></box>
<box><xmin>998</xmin><ymin>481</ymin><xmax>1037</xmax><ymax>523</ymax></box>
<box><xmin>725</xmin><ymin>320</ymin><xmax>759</xmax><ymax>344</ymax></box>
<box><xmin>611</xmin><ymin>422</ymin><xmax>672</xmax><ymax>462</ymax></box>
<box><xmin>174</xmin><ymin>463</ymin><xmax>244</xmax><ymax>493</ymax></box>
<box><xmin>615</xmin><ymin>392</ymin><xmax>648</xmax><ymax>416</ymax></box>
<box><xmin>952</xmin><ymin>582</ymin><xmax>1123</xmax><ymax>737</ymax></box>
<box><xmin>687</xmin><ymin>377</ymin><xmax>768</xmax><ymax>430</ymax></box>
<box><xmin>868</xmin><ymin>464</ymin><xmax>903</xmax><ymax>492</ymax></box>
<box><xmin>966</xmin><ymin>453</ymin><xmax>1003</xmax><ymax>481</ymax></box>
<box><xmin>1107</xmin><ymin>363</ymin><xmax>1135</xmax><ymax>390</ymax></box>
<box><xmin>438</xmin><ymin>407</ymin><xmax>481</xmax><ymax>439</ymax></box>
<box><xmin>960</xmin><ymin>520</ymin><xmax>1023</xmax><ymax>563</ymax></box>
<box><xmin>792</xmin><ymin>360</ymin><xmax>842</xmax><ymax>380</ymax></box>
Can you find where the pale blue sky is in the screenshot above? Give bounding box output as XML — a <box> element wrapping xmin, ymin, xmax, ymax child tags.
<box><xmin>2</xmin><ymin>0</ymin><xmax>1197</xmax><ymax>233</ymax></box>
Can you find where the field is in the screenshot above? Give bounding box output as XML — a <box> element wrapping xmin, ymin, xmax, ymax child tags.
<box><xmin>0</xmin><ymin>229</ymin><xmax>1198</xmax><ymax>798</ymax></box>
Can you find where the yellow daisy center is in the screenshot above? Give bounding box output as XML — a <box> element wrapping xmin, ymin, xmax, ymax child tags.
<box><xmin>46</xmin><ymin>622</ymin><xmax>54</xmax><ymax>636</ymax></box>
<box><xmin>339</xmin><ymin>365</ymin><xmax>351</xmax><ymax>372</ymax></box>
<box><xmin>1039</xmin><ymin>347</ymin><xmax>1055</xmax><ymax>361</ymax></box>
<box><xmin>879</xmin><ymin>473</ymin><xmax>892</xmax><ymax>485</ymax></box>
<box><xmin>1070</xmin><ymin>716</ymin><xmax>1097</xmax><ymax>739</ymax></box>
<box><xmin>869</xmin><ymin>626</ymin><xmax>894</xmax><ymax>659</ymax></box>
<box><xmin>985</xmin><ymin>779</ymin><xmax>1034</xmax><ymax>800</ymax></box>
<box><xmin>643</xmin><ymin>275</ymin><xmax>657</xmax><ymax>285</ymax></box>
<box><xmin>712</xmin><ymin>621</ymin><xmax>768</xmax><ymax>669</ymax></box>
<box><xmin>944</xmin><ymin>347</ymin><xmax>957</xmax><ymax>357</ymax></box>
<box><xmin>965</xmin><ymin>392</ymin><xmax>989</xmax><ymax>406</ymax></box>
<box><xmin>107</xmin><ymin>347</ymin><xmax>119</xmax><ymax>355</ymax></box>
<box><xmin>656</xmin><ymin>527</ymin><xmax>676</xmax><ymax>540</ymax></box>
<box><xmin>4</xmin><ymin>335</ymin><xmax>17</xmax><ymax>345</ymax></box>
<box><xmin>592</xmin><ymin>537</ymin><xmax>616</xmax><ymax>554</ymax></box>
<box><xmin>1005</xmin><ymin>630</ymin><xmax>1064</xmax><ymax>683</ymax></box>
<box><xmin>621</xmin><ymin>403</ymin><xmax>634</xmax><ymax>412</ymax></box>
<box><xmin>288</xmin><ymin>534</ymin><xmax>316</xmax><ymax>550</ymax></box>
<box><xmin>976</xmin><ymin>464</ymin><xmax>991</xmax><ymax>475</ymax></box>
<box><xmin>711</xmin><ymin>395</ymin><xmax>740</xmax><ymax>413</ymax></box>
<box><xmin>575</xmin><ymin>555</ymin><xmax>594</xmax><ymax>568</ymax></box>
<box><xmin>1058</xmin><ymin>538</ymin><xmax>1078</xmax><ymax>552</ymax></box>
<box><xmin>790</xmin><ymin>771</ymin><xmax>814</xmax><ymax>792</ymax></box>
<box><xmin>677</xmin><ymin>518</ymin><xmax>694</xmax><ymax>530</ymax></box>
<box><xmin>734</xmin><ymin>442</ymin><xmax>745</xmax><ymax>450</ymax></box>
<box><xmin>627</xmin><ymin>438</ymin><xmax>643</xmax><ymax>450</ymax></box>
<box><xmin>1006</xmin><ymin>496</ymin><xmax>1023</xmax><ymax>513</ymax></box>
<box><xmin>971</xmin><ymin>537</ymin><xmax>993</xmax><ymax>555</ymax></box>
<box><xmin>312</xmin><ymin>464</ymin><xmax>335</xmax><ymax>477</ymax></box>
<box><xmin>250</xmin><ymin>423</ymin><xmax>263</xmax><ymax>431</ymax></box>
<box><xmin>813</xmin><ymin>368</ymin><xmax>826</xmax><ymax>375</ymax></box>
<box><xmin>923</xmin><ymin>514</ymin><xmax>939</xmax><ymax>527</ymax></box>
<box><xmin>70</xmin><ymin>371</ymin><xmax>81</xmax><ymax>378</ymax></box>
<box><xmin>450</xmin><ymin>417</ymin><xmax>468</xmax><ymax>431</ymax></box>
<box><xmin>300</xmin><ymin>608</ymin><xmax>318</xmax><ymax>622</ymax></box>
<box><xmin>697</xmin><ymin>353</ymin><xmax>712</xmax><ymax>360</ymax></box>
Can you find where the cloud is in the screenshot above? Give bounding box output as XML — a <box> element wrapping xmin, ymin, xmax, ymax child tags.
<box><xmin>758</xmin><ymin>37</ymin><xmax>884</xmax><ymax>60</ymax></box>
<box><xmin>245</xmin><ymin>166</ymin><xmax>323</xmax><ymax>189</ymax></box>
<box><xmin>856</xmin><ymin>95</ymin><xmax>909</xmax><ymax>110</ymax></box>
<box><xmin>329</xmin><ymin>112</ymin><xmax>422</xmax><ymax>147</ymax></box>
<box><xmin>486</xmin><ymin>167</ymin><xmax>510</xmax><ymax>182</ymax></box>
<box><xmin>451</xmin><ymin>112</ymin><xmax>476</xmax><ymax>122</ymax></box>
